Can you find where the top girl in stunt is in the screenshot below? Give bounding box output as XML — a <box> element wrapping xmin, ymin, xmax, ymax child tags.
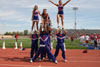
<box><xmin>49</xmin><ymin>0</ymin><xmax>71</xmax><ymax>29</ymax></box>
<box><xmin>31</xmin><ymin>5</ymin><xmax>41</xmax><ymax>32</ymax></box>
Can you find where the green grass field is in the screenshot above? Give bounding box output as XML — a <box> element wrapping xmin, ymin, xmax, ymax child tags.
<box><xmin>0</xmin><ymin>38</ymin><xmax>88</xmax><ymax>49</ymax></box>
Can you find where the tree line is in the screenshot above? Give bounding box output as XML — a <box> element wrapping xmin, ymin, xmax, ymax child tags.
<box><xmin>4</xmin><ymin>30</ymin><xmax>29</xmax><ymax>35</ymax></box>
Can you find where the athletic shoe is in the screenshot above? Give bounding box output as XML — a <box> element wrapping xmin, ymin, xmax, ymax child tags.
<box><xmin>30</xmin><ymin>30</ymin><xmax>33</xmax><ymax>34</ymax></box>
<box><xmin>64</xmin><ymin>59</ymin><xmax>67</xmax><ymax>62</ymax></box>
<box><xmin>36</xmin><ymin>58</ymin><xmax>39</xmax><ymax>61</ymax></box>
<box><xmin>55</xmin><ymin>60</ymin><xmax>58</xmax><ymax>64</ymax></box>
<box><xmin>49</xmin><ymin>59</ymin><xmax>53</xmax><ymax>62</ymax></box>
<box><xmin>62</xmin><ymin>26</ymin><xmax>64</xmax><ymax>30</ymax></box>
<box><xmin>43</xmin><ymin>57</ymin><xmax>45</xmax><ymax>60</ymax></box>
<box><xmin>39</xmin><ymin>59</ymin><xmax>43</xmax><ymax>61</ymax></box>
<box><xmin>30</xmin><ymin>59</ymin><xmax>33</xmax><ymax>63</ymax></box>
<box><xmin>58</xmin><ymin>26</ymin><xmax>60</xmax><ymax>30</ymax></box>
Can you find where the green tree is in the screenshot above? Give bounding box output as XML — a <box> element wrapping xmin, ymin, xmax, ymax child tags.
<box><xmin>4</xmin><ymin>32</ymin><xmax>9</xmax><ymax>35</ymax></box>
<box><xmin>24</xmin><ymin>30</ymin><xmax>28</xmax><ymax>35</ymax></box>
<box><xmin>12</xmin><ymin>32</ymin><xmax>17</xmax><ymax>35</ymax></box>
<box><xmin>19</xmin><ymin>32</ymin><xmax>23</xmax><ymax>35</ymax></box>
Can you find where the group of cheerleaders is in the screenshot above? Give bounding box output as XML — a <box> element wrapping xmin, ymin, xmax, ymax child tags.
<box><xmin>30</xmin><ymin>0</ymin><xmax>71</xmax><ymax>64</ymax></box>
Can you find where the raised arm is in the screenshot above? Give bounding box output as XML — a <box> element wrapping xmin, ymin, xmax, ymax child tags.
<box><xmin>63</xmin><ymin>29</ymin><xmax>67</xmax><ymax>35</ymax></box>
<box><xmin>63</xmin><ymin>0</ymin><xmax>71</xmax><ymax>6</ymax></box>
<box><xmin>56</xmin><ymin>29</ymin><xmax>59</xmax><ymax>35</ymax></box>
<box><xmin>30</xmin><ymin>34</ymin><xmax>32</xmax><ymax>39</ymax></box>
<box><xmin>48</xmin><ymin>0</ymin><xmax>58</xmax><ymax>6</ymax></box>
<box><xmin>46</xmin><ymin>14</ymin><xmax>49</xmax><ymax>24</ymax></box>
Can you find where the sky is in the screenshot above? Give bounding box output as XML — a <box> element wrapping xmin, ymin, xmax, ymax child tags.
<box><xmin>0</xmin><ymin>0</ymin><xmax>100</xmax><ymax>34</ymax></box>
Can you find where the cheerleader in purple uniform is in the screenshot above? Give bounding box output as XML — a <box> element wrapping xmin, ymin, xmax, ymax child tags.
<box><xmin>54</xmin><ymin>29</ymin><xmax>67</xmax><ymax>62</ymax></box>
<box><xmin>49</xmin><ymin>0</ymin><xmax>71</xmax><ymax>29</ymax></box>
<box><xmin>30</xmin><ymin>25</ymin><xmax>57</xmax><ymax>64</ymax></box>
<box><xmin>30</xmin><ymin>30</ymin><xmax>38</xmax><ymax>61</ymax></box>
<box><xmin>31</xmin><ymin>5</ymin><xmax>41</xmax><ymax>32</ymax></box>
<box><xmin>41</xmin><ymin>9</ymin><xmax>52</xmax><ymax>30</ymax></box>
<box><xmin>40</xmin><ymin>26</ymin><xmax>53</xmax><ymax>60</ymax></box>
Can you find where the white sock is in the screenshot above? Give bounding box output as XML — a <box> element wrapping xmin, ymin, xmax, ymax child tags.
<box><xmin>57</xmin><ymin>24</ymin><xmax>59</xmax><ymax>27</ymax></box>
<box><xmin>31</xmin><ymin>30</ymin><xmax>33</xmax><ymax>34</ymax></box>
<box><xmin>62</xmin><ymin>26</ymin><xmax>64</xmax><ymax>29</ymax></box>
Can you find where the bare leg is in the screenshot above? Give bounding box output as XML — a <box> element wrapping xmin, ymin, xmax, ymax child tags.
<box><xmin>39</xmin><ymin>23</ymin><xmax>42</xmax><ymax>33</ymax></box>
<box><xmin>31</xmin><ymin>21</ymin><xmax>35</xmax><ymax>32</ymax></box>
<box><xmin>43</xmin><ymin>20</ymin><xmax>46</xmax><ymax>31</ymax></box>
<box><xmin>57</xmin><ymin>14</ymin><xmax>60</xmax><ymax>28</ymax></box>
<box><xmin>36</xmin><ymin>21</ymin><xmax>39</xmax><ymax>31</ymax></box>
<box><xmin>61</xmin><ymin>15</ymin><xmax>64</xmax><ymax>29</ymax></box>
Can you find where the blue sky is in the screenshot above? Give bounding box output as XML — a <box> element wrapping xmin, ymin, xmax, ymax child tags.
<box><xmin>0</xmin><ymin>0</ymin><xmax>100</xmax><ymax>34</ymax></box>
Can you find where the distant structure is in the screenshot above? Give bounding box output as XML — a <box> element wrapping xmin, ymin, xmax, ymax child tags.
<box><xmin>73</xmin><ymin>7</ymin><xmax>78</xmax><ymax>31</ymax></box>
<box><xmin>0</xmin><ymin>35</ymin><xmax>13</xmax><ymax>39</ymax></box>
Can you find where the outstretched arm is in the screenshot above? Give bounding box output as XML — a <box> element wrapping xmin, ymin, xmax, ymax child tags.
<box><xmin>63</xmin><ymin>0</ymin><xmax>71</xmax><ymax>6</ymax></box>
<box><xmin>48</xmin><ymin>0</ymin><xmax>58</xmax><ymax>6</ymax></box>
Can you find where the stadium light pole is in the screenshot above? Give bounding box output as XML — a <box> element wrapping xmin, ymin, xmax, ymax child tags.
<box><xmin>73</xmin><ymin>7</ymin><xmax>78</xmax><ymax>31</ymax></box>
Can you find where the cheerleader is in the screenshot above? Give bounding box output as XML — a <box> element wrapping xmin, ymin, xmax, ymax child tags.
<box><xmin>41</xmin><ymin>9</ymin><xmax>51</xmax><ymax>30</ymax></box>
<box><xmin>30</xmin><ymin>25</ymin><xmax>57</xmax><ymax>64</ymax></box>
<box><xmin>30</xmin><ymin>30</ymin><xmax>38</xmax><ymax>62</ymax></box>
<box><xmin>31</xmin><ymin>5</ymin><xmax>41</xmax><ymax>32</ymax></box>
<box><xmin>54</xmin><ymin>29</ymin><xmax>67</xmax><ymax>62</ymax></box>
<box><xmin>49</xmin><ymin>0</ymin><xmax>71</xmax><ymax>29</ymax></box>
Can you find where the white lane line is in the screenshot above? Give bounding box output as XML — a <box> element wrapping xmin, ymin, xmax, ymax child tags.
<box><xmin>68</xmin><ymin>57</ymin><xmax>100</xmax><ymax>58</ymax></box>
<box><xmin>0</xmin><ymin>64</ymin><xmax>56</xmax><ymax>67</ymax></box>
<box><xmin>68</xmin><ymin>61</ymin><xmax>100</xmax><ymax>63</ymax></box>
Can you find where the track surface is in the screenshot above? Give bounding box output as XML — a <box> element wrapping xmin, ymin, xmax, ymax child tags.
<box><xmin>0</xmin><ymin>48</ymin><xmax>100</xmax><ymax>67</ymax></box>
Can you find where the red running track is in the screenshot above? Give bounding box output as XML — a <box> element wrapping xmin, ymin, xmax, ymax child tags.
<box><xmin>0</xmin><ymin>48</ymin><xmax>100</xmax><ymax>67</ymax></box>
